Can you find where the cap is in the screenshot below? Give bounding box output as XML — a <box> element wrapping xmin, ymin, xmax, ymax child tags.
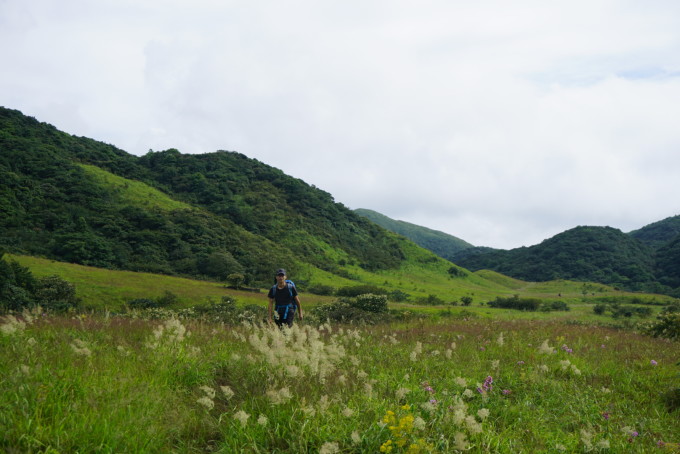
<box><xmin>276</xmin><ymin>268</ymin><xmax>287</xmax><ymax>276</ymax></box>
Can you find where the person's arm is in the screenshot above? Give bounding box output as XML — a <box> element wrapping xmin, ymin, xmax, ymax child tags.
<box><xmin>294</xmin><ymin>295</ymin><xmax>303</xmax><ymax>320</ymax></box>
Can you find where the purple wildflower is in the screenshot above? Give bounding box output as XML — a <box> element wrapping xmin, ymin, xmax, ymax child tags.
<box><xmin>650</xmin><ymin>360</ymin><xmax>658</xmax><ymax>366</ymax></box>
<box><xmin>502</xmin><ymin>389</ymin><xmax>511</xmax><ymax>395</ymax></box>
<box><xmin>602</xmin><ymin>412</ymin><xmax>610</xmax><ymax>420</ymax></box>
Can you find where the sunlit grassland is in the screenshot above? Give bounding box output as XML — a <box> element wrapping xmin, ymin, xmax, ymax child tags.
<box><xmin>1</xmin><ymin>314</ymin><xmax>677</xmax><ymax>453</ymax></box>
<box><xmin>80</xmin><ymin>164</ymin><xmax>191</xmax><ymax>211</ymax></box>
<box><xmin>10</xmin><ymin>254</ymin><xmax>669</xmax><ymax>321</ymax></box>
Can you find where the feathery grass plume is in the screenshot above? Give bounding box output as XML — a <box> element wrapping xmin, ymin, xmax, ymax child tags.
<box><xmin>70</xmin><ymin>339</ymin><xmax>92</xmax><ymax>356</ymax></box>
<box><xmin>413</xmin><ymin>416</ymin><xmax>426</xmax><ymax>430</ymax></box>
<box><xmin>27</xmin><ymin>337</ymin><xmax>37</xmax><ymax>346</ymax></box>
<box><xmin>538</xmin><ymin>339</ymin><xmax>556</xmax><ymax>354</ymax></box>
<box><xmin>491</xmin><ymin>359</ymin><xmax>500</xmax><ymax>370</ymax></box>
<box><xmin>445</xmin><ymin>349</ymin><xmax>453</xmax><ymax>359</ymax></box>
<box><xmin>497</xmin><ymin>332</ymin><xmax>505</xmax><ymax>346</ymax></box>
<box><xmin>233</xmin><ymin>410</ymin><xmax>250</xmax><ymax>427</ymax></box>
<box><xmin>351</xmin><ymin>431</ymin><xmax>361</xmax><ymax>444</ymax></box>
<box><xmin>20</xmin><ymin>365</ymin><xmax>30</xmax><ymax>375</ymax></box>
<box><xmin>454</xmin><ymin>377</ymin><xmax>467</xmax><ymax>387</ymax></box>
<box><xmin>580</xmin><ymin>428</ymin><xmax>594</xmax><ymax>451</ymax></box>
<box><xmin>396</xmin><ymin>387</ymin><xmax>411</xmax><ymax>401</ymax></box>
<box><xmin>477</xmin><ymin>408</ymin><xmax>490</xmax><ymax>420</ymax></box>
<box><xmin>200</xmin><ymin>386</ymin><xmax>216</xmax><ymax>399</ymax></box>
<box><xmin>319</xmin><ymin>442</ymin><xmax>339</xmax><ymax>454</ymax></box>
<box><xmin>257</xmin><ymin>414</ymin><xmax>268</xmax><ymax>426</ymax></box>
<box><xmin>196</xmin><ymin>396</ymin><xmax>214</xmax><ymax>410</ymax></box>
<box><xmin>596</xmin><ymin>439</ymin><xmax>610</xmax><ymax>449</ymax></box>
<box><xmin>0</xmin><ymin>315</ymin><xmax>26</xmax><ymax>336</ymax></box>
<box><xmin>342</xmin><ymin>407</ymin><xmax>354</xmax><ymax>418</ymax></box>
<box><xmin>454</xmin><ymin>432</ymin><xmax>469</xmax><ymax>451</ymax></box>
<box><xmin>221</xmin><ymin>385</ymin><xmax>234</xmax><ymax>399</ymax></box>
<box><xmin>266</xmin><ymin>387</ymin><xmax>292</xmax><ymax>405</ymax></box>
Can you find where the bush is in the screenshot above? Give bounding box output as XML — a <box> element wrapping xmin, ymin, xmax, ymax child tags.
<box><xmin>641</xmin><ymin>311</ymin><xmax>680</xmax><ymax>340</ymax></box>
<box><xmin>488</xmin><ymin>295</ymin><xmax>541</xmax><ymax>311</ymax></box>
<box><xmin>307</xmin><ymin>284</ymin><xmax>336</xmax><ymax>296</ymax></box>
<box><xmin>388</xmin><ymin>290</ymin><xmax>410</xmax><ymax>302</ymax></box>
<box><xmin>460</xmin><ymin>296</ymin><xmax>473</xmax><ymax>306</ymax></box>
<box><xmin>33</xmin><ymin>275</ymin><xmax>80</xmax><ymax>312</ymax></box>
<box><xmin>193</xmin><ymin>296</ymin><xmax>238</xmax><ymax>323</ymax></box>
<box><xmin>127</xmin><ymin>298</ymin><xmax>158</xmax><ymax>309</ymax></box>
<box><xmin>351</xmin><ymin>294</ymin><xmax>388</xmax><ymax>314</ymax></box>
<box><xmin>415</xmin><ymin>294</ymin><xmax>445</xmax><ymax>306</ymax></box>
<box><xmin>337</xmin><ymin>285</ymin><xmax>387</xmax><ymax>298</ymax></box>
<box><xmin>593</xmin><ymin>303</ymin><xmax>607</xmax><ymax>315</ymax></box>
<box><xmin>309</xmin><ymin>300</ymin><xmax>384</xmax><ymax>324</ymax></box>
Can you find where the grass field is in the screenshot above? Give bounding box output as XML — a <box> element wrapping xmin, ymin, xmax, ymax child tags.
<box><xmin>1</xmin><ymin>313</ymin><xmax>677</xmax><ymax>453</ymax></box>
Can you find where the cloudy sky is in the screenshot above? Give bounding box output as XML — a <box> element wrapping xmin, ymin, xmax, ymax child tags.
<box><xmin>2</xmin><ymin>1</ymin><xmax>680</xmax><ymax>249</ymax></box>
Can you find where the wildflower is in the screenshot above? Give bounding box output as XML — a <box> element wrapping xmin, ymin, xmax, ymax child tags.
<box><xmin>454</xmin><ymin>377</ymin><xmax>467</xmax><ymax>387</ymax></box>
<box><xmin>502</xmin><ymin>389</ymin><xmax>511</xmax><ymax>395</ymax></box>
<box><xmin>462</xmin><ymin>389</ymin><xmax>474</xmax><ymax>398</ymax></box>
<box><xmin>482</xmin><ymin>376</ymin><xmax>493</xmax><ymax>392</ymax></box>
<box><xmin>517</xmin><ymin>360</ymin><xmax>525</xmax><ymax>366</ymax></box>
<box><xmin>650</xmin><ymin>360</ymin><xmax>658</xmax><ymax>366</ymax></box>
<box><xmin>602</xmin><ymin>412</ymin><xmax>610</xmax><ymax>420</ymax></box>
<box><xmin>380</xmin><ymin>439</ymin><xmax>394</xmax><ymax>453</ymax></box>
<box><xmin>319</xmin><ymin>441</ymin><xmax>339</xmax><ymax>454</ymax></box>
<box><xmin>233</xmin><ymin>410</ymin><xmax>250</xmax><ymax>427</ymax></box>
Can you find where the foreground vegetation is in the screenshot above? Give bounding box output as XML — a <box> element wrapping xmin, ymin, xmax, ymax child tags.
<box><xmin>1</xmin><ymin>311</ymin><xmax>678</xmax><ymax>453</ymax></box>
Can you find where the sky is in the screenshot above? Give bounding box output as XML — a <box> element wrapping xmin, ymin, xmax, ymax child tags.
<box><xmin>2</xmin><ymin>1</ymin><xmax>680</xmax><ymax>249</ymax></box>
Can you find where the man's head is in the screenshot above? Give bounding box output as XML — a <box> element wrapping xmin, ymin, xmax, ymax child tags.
<box><xmin>276</xmin><ymin>268</ymin><xmax>286</xmax><ymax>278</ymax></box>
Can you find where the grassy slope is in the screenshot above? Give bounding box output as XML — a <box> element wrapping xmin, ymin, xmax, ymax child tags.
<box><xmin>10</xmin><ymin>252</ymin><xmax>670</xmax><ymax>326</ymax></box>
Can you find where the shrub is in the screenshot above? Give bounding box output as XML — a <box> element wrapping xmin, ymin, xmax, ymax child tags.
<box><xmin>127</xmin><ymin>298</ymin><xmax>158</xmax><ymax>309</ymax></box>
<box><xmin>309</xmin><ymin>300</ymin><xmax>383</xmax><ymax>324</ymax></box>
<box><xmin>641</xmin><ymin>311</ymin><xmax>680</xmax><ymax>340</ymax></box>
<box><xmin>460</xmin><ymin>296</ymin><xmax>473</xmax><ymax>306</ymax></box>
<box><xmin>33</xmin><ymin>275</ymin><xmax>80</xmax><ymax>312</ymax></box>
<box><xmin>351</xmin><ymin>294</ymin><xmax>388</xmax><ymax>314</ymax></box>
<box><xmin>593</xmin><ymin>303</ymin><xmax>607</xmax><ymax>315</ymax></box>
<box><xmin>388</xmin><ymin>290</ymin><xmax>410</xmax><ymax>302</ymax></box>
<box><xmin>307</xmin><ymin>284</ymin><xmax>336</xmax><ymax>296</ymax></box>
<box><xmin>487</xmin><ymin>295</ymin><xmax>542</xmax><ymax>311</ymax></box>
<box><xmin>193</xmin><ymin>296</ymin><xmax>238</xmax><ymax>323</ymax></box>
<box><xmin>415</xmin><ymin>294</ymin><xmax>445</xmax><ymax>306</ymax></box>
<box><xmin>337</xmin><ymin>285</ymin><xmax>387</xmax><ymax>298</ymax></box>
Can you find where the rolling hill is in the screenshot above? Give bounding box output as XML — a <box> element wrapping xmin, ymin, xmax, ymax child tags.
<box><xmin>354</xmin><ymin>208</ymin><xmax>475</xmax><ymax>262</ymax></box>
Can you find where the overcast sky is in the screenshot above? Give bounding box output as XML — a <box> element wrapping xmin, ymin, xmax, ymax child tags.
<box><xmin>2</xmin><ymin>1</ymin><xmax>680</xmax><ymax>249</ymax></box>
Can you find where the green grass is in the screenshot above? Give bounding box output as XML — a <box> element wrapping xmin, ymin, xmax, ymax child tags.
<box><xmin>80</xmin><ymin>163</ymin><xmax>191</xmax><ymax>211</ymax></box>
<box><xmin>9</xmin><ymin>254</ymin><xmax>672</xmax><ymax>323</ymax></box>
<box><xmin>1</xmin><ymin>315</ymin><xmax>677</xmax><ymax>453</ymax></box>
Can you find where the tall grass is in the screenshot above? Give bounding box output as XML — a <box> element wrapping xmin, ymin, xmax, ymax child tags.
<box><xmin>1</xmin><ymin>312</ymin><xmax>677</xmax><ymax>453</ymax></box>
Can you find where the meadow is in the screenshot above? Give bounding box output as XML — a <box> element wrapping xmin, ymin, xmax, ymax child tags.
<box><xmin>1</xmin><ymin>310</ymin><xmax>678</xmax><ymax>453</ymax></box>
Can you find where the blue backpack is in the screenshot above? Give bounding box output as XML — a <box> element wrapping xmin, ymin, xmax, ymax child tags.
<box><xmin>272</xmin><ymin>280</ymin><xmax>296</xmax><ymax>320</ymax></box>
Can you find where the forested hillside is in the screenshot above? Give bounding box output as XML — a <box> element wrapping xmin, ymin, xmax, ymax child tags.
<box><xmin>453</xmin><ymin>225</ymin><xmax>680</xmax><ymax>294</ymax></box>
<box><xmin>354</xmin><ymin>208</ymin><xmax>474</xmax><ymax>261</ymax></box>
<box><xmin>0</xmin><ymin>107</ymin><xmax>404</xmax><ymax>285</ymax></box>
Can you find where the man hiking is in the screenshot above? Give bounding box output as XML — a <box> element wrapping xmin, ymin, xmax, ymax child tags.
<box><xmin>268</xmin><ymin>268</ymin><xmax>303</xmax><ymax>328</ymax></box>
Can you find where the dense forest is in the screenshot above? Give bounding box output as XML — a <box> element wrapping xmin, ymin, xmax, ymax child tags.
<box><xmin>452</xmin><ymin>224</ymin><xmax>680</xmax><ymax>296</ymax></box>
<box><xmin>0</xmin><ymin>107</ymin><xmax>403</xmax><ymax>286</ymax></box>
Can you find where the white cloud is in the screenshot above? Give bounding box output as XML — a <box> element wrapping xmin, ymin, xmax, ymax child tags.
<box><xmin>2</xmin><ymin>0</ymin><xmax>680</xmax><ymax>249</ymax></box>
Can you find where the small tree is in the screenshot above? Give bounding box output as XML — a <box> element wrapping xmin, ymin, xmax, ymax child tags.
<box><xmin>226</xmin><ymin>273</ymin><xmax>245</xmax><ymax>289</ymax></box>
<box><xmin>461</xmin><ymin>296</ymin><xmax>473</xmax><ymax>306</ymax></box>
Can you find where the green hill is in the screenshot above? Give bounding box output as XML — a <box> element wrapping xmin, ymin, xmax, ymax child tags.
<box><xmin>629</xmin><ymin>214</ymin><xmax>680</xmax><ymax>250</ymax></box>
<box><xmin>452</xmin><ymin>226</ymin><xmax>662</xmax><ymax>291</ymax></box>
<box><xmin>354</xmin><ymin>208</ymin><xmax>474</xmax><ymax>261</ymax></box>
<box><xmin>0</xmin><ymin>107</ymin><xmax>408</xmax><ymax>286</ymax></box>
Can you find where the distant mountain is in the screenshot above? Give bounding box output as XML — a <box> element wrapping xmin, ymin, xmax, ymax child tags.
<box><xmin>354</xmin><ymin>208</ymin><xmax>475</xmax><ymax>262</ymax></box>
<box><xmin>452</xmin><ymin>226</ymin><xmax>664</xmax><ymax>292</ymax></box>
